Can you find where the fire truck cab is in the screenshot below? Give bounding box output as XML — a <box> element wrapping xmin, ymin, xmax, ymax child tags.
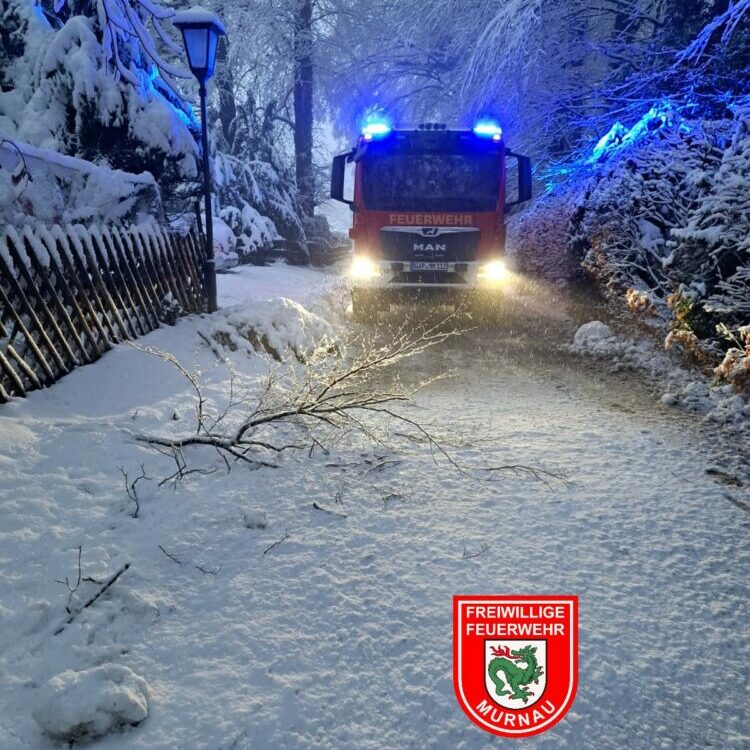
<box><xmin>330</xmin><ymin>120</ymin><xmax>532</xmax><ymax>320</ymax></box>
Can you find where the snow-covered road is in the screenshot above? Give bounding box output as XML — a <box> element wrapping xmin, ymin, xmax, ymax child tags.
<box><xmin>0</xmin><ymin>265</ymin><xmax>747</xmax><ymax>749</ymax></box>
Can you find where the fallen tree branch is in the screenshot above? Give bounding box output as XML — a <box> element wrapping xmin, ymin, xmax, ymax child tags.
<box><xmin>158</xmin><ymin>545</ymin><xmax>182</xmax><ymax>565</ymax></box>
<box><xmin>54</xmin><ymin>563</ymin><xmax>131</xmax><ymax>636</ymax></box>
<box><xmin>263</xmin><ymin>533</ymin><xmax>289</xmax><ymax>555</ymax></box>
<box><xmin>134</xmin><ymin>316</ymin><xmax>562</xmax><ymax>489</ymax></box>
<box><xmin>463</xmin><ymin>541</ymin><xmax>493</xmax><ymax>560</ymax></box>
<box><xmin>159</xmin><ymin>544</ymin><xmax>221</xmax><ymax>575</ymax></box>
<box><xmin>482</xmin><ymin>464</ymin><xmax>570</xmax><ymax>486</ymax></box>
<box><xmin>119</xmin><ymin>464</ymin><xmax>150</xmax><ymax>517</ymax></box>
<box><xmin>56</xmin><ymin>545</ymin><xmax>82</xmax><ymax>614</ymax></box>
<box><xmin>135</xmin><ymin>321</ymin><xmax>457</xmax><ymax>469</ymax></box>
<box><xmin>194</xmin><ymin>562</ymin><xmax>222</xmax><ymax>575</ymax></box>
<box><xmin>312</xmin><ymin>501</ymin><xmax>347</xmax><ymax>518</ymax></box>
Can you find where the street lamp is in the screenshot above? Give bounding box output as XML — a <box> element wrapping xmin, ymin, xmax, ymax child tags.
<box><xmin>174</xmin><ymin>6</ymin><xmax>226</xmax><ymax>313</ymax></box>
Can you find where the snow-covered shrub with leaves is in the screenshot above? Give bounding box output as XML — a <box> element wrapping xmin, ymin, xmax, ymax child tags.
<box><xmin>509</xmin><ymin>99</ymin><xmax>750</xmax><ymax>374</ymax></box>
<box><xmin>506</xmin><ymin>188</ymin><xmax>582</xmax><ymax>284</ymax></box>
<box><xmin>573</xmin><ymin>109</ymin><xmax>731</xmax><ymax>313</ymax></box>
<box><xmin>715</xmin><ymin>324</ymin><xmax>750</xmax><ymax>393</ymax></box>
<box><xmin>671</xmin><ymin>98</ymin><xmax>750</xmax><ymax>325</ymax></box>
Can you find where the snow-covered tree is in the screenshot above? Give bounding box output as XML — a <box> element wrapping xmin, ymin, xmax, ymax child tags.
<box><xmin>203</xmin><ymin>0</ymin><xmax>313</xmax><ymax>260</ymax></box>
<box><xmin>0</xmin><ymin>0</ymin><xmax>318</xmax><ymax>261</ymax></box>
<box><xmin>0</xmin><ymin>0</ymin><xmax>199</xmax><ymax>208</ymax></box>
<box><xmin>212</xmin><ymin>91</ymin><xmax>307</xmax><ymax>262</ymax></box>
<box><xmin>321</xmin><ymin>0</ymin><xmax>748</xmax><ymax>168</ymax></box>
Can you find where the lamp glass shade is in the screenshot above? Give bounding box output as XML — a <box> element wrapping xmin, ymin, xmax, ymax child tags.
<box><xmin>206</xmin><ymin>31</ymin><xmax>219</xmax><ymax>78</ymax></box>
<box><xmin>174</xmin><ymin>7</ymin><xmax>225</xmax><ymax>82</ymax></box>
<box><xmin>182</xmin><ymin>27</ymin><xmax>209</xmax><ymax>75</ymax></box>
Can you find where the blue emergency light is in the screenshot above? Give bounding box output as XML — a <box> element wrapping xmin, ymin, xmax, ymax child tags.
<box><xmin>361</xmin><ymin>120</ymin><xmax>392</xmax><ymax>140</ymax></box>
<box><xmin>473</xmin><ymin>121</ymin><xmax>503</xmax><ymax>140</ymax></box>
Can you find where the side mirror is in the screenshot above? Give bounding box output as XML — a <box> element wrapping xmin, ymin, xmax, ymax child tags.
<box><xmin>330</xmin><ymin>152</ymin><xmax>353</xmax><ymax>205</ymax></box>
<box><xmin>505</xmin><ymin>150</ymin><xmax>532</xmax><ymax>209</ymax></box>
<box><xmin>516</xmin><ymin>154</ymin><xmax>532</xmax><ymax>203</ymax></box>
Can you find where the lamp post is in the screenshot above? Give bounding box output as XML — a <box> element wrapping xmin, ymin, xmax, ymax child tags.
<box><xmin>174</xmin><ymin>6</ymin><xmax>226</xmax><ymax>313</ymax></box>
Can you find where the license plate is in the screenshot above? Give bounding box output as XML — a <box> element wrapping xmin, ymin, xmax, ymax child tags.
<box><xmin>410</xmin><ymin>262</ymin><xmax>449</xmax><ymax>271</ymax></box>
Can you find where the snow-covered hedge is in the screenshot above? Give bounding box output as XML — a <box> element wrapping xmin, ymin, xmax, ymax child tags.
<box><xmin>0</xmin><ymin>139</ymin><xmax>162</xmax><ymax>225</ymax></box>
<box><xmin>508</xmin><ymin>98</ymin><xmax>750</xmax><ymax>378</ymax></box>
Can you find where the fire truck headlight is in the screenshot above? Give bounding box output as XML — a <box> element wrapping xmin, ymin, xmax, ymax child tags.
<box><xmin>478</xmin><ymin>259</ymin><xmax>508</xmax><ymax>284</ymax></box>
<box><xmin>351</xmin><ymin>255</ymin><xmax>380</xmax><ymax>280</ymax></box>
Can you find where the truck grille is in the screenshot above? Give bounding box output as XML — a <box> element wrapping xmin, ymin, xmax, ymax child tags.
<box><xmin>379</xmin><ymin>227</ymin><xmax>480</xmax><ymax>262</ymax></box>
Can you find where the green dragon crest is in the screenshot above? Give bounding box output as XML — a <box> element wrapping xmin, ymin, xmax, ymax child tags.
<box><xmin>487</xmin><ymin>644</ymin><xmax>544</xmax><ymax>704</ymax></box>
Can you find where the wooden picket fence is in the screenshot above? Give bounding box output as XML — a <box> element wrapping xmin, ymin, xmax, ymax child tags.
<box><xmin>0</xmin><ymin>223</ymin><xmax>207</xmax><ymax>402</ymax></box>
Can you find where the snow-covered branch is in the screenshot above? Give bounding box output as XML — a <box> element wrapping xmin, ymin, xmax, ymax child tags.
<box><xmin>678</xmin><ymin>0</ymin><xmax>750</xmax><ymax>63</ymax></box>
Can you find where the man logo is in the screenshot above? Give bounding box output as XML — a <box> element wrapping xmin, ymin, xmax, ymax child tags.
<box><xmin>413</xmin><ymin>242</ymin><xmax>447</xmax><ymax>254</ymax></box>
<box><xmin>453</xmin><ymin>595</ymin><xmax>578</xmax><ymax>738</ymax></box>
<box><xmin>421</xmin><ymin>227</ymin><xmax>440</xmax><ymax>236</ymax></box>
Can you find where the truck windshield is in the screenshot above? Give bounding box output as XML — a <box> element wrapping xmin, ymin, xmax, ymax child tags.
<box><xmin>361</xmin><ymin>151</ymin><xmax>500</xmax><ymax>212</ymax></box>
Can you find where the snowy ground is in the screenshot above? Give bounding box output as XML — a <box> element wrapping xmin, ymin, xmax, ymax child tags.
<box><xmin>0</xmin><ymin>264</ymin><xmax>748</xmax><ymax>748</ymax></box>
<box><xmin>216</xmin><ymin>263</ymin><xmax>340</xmax><ymax>308</ymax></box>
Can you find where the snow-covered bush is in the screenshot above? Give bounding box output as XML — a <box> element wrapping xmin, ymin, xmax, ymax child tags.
<box><xmin>211</xmin><ymin>214</ymin><xmax>239</xmax><ymax>270</ymax></box>
<box><xmin>572</xmin><ymin>320</ymin><xmax>617</xmax><ymax>352</ymax></box>
<box><xmin>218</xmin><ymin>200</ymin><xmax>275</xmax><ymax>263</ymax></box>
<box><xmin>207</xmin><ymin>297</ymin><xmax>334</xmax><ymax>362</ymax></box>
<box><xmin>214</xmin><ymin>148</ymin><xmax>301</xmax><ymax>265</ymax></box>
<box><xmin>714</xmin><ymin>324</ymin><xmax>750</xmax><ymax>393</ymax></box>
<box><xmin>0</xmin><ymin>138</ymin><xmax>161</xmax><ymax>224</ymax></box>
<box><xmin>506</xmin><ymin>187</ymin><xmax>583</xmax><ymax>285</ymax></box>
<box><xmin>509</xmin><ymin>98</ymin><xmax>750</xmax><ymax>369</ymax></box>
<box><xmin>671</xmin><ymin>99</ymin><xmax>750</xmax><ymax>327</ymax></box>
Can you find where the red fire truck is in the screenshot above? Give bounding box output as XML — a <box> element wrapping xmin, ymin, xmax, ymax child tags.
<box><xmin>330</xmin><ymin>120</ymin><xmax>532</xmax><ymax>320</ymax></box>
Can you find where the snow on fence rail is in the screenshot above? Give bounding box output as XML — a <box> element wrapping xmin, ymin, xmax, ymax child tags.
<box><xmin>0</xmin><ymin>223</ymin><xmax>206</xmax><ymax>402</ymax></box>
